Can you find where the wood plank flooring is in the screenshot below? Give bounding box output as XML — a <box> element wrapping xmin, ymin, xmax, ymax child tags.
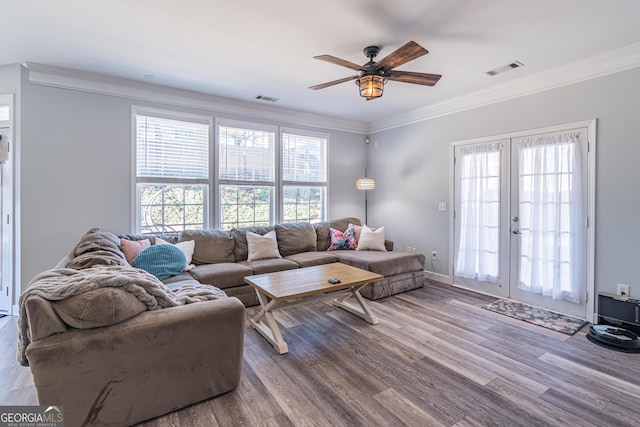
<box><xmin>2</xmin><ymin>281</ymin><xmax>640</xmax><ymax>426</ymax></box>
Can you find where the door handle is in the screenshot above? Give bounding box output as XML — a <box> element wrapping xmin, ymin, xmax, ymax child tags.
<box><xmin>511</xmin><ymin>228</ymin><xmax>522</xmax><ymax>235</ymax></box>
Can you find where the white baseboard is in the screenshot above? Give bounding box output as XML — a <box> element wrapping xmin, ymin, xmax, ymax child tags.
<box><xmin>424</xmin><ymin>270</ymin><xmax>452</xmax><ymax>285</ymax></box>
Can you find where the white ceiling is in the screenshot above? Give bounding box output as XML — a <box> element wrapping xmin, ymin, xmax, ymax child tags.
<box><xmin>3</xmin><ymin>0</ymin><xmax>640</xmax><ymax>127</ymax></box>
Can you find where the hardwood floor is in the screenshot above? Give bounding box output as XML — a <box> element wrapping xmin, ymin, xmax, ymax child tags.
<box><xmin>2</xmin><ymin>281</ymin><xmax>640</xmax><ymax>426</ymax></box>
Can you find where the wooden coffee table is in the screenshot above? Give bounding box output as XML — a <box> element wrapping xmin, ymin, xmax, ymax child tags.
<box><xmin>244</xmin><ymin>263</ymin><xmax>383</xmax><ymax>354</ymax></box>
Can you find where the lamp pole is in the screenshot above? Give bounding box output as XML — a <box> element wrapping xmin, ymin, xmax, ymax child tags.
<box><xmin>363</xmin><ymin>168</ymin><xmax>371</xmax><ymax>225</ymax></box>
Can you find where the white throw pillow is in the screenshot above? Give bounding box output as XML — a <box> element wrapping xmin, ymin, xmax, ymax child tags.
<box><xmin>246</xmin><ymin>230</ymin><xmax>282</xmax><ymax>261</ymax></box>
<box><xmin>156</xmin><ymin>237</ymin><xmax>196</xmax><ymax>271</ymax></box>
<box><xmin>356</xmin><ymin>225</ymin><xmax>387</xmax><ymax>251</ymax></box>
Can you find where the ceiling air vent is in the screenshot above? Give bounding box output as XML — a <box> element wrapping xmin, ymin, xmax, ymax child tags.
<box><xmin>486</xmin><ymin>61</ymin><xmax>524</xmax><ymax>76</ymax></box>
<box><xmin>255</xmin><ymin>95</ymin><xmax>279</xmax><ymax>103</ymax></box>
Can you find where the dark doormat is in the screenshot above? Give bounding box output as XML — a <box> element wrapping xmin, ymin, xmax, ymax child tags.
<box><xmin>483</xmin><ymin>299</ymin><xmax>588</xmax><ymax>335</ymax></box>
<box><xmin>586</xmin><ymin>325</ymin><xmax>640</xmax><ymax>353</ymax></box>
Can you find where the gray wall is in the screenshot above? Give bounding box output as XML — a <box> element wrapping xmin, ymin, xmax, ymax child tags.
<box><xmin>369</xmin><ymin>67</ymin><xmax>640</xmax><ymax>297</ymax></box>
<box><xmin>18</xmin><ymin>72</ymin><xmax>366</xmax><ymax>292</ymax></box>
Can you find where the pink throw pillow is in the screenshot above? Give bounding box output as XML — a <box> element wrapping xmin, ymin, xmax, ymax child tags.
<box><xmin>120</xmin><ymin>238</ymin><xmax>151</xmax><ymax>264</ymax></box>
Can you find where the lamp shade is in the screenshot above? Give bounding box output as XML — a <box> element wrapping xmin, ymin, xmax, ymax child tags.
<box><xmin>356</xmin><ymin>177</ymin><xmax>376</xmax><ymax>190</ymax></box>
<box><xmin>356</xmin><ymin>75</ymin><xmax>386</xmax><ymax>99</ymax></box>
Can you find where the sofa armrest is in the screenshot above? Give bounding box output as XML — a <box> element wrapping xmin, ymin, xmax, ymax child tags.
<box><xmin>26</xmin><ymin>297</ymin><xmax>245</xmax><ymax>427</ymax></box>
<box><xmin>25</xmin><ymin>296</ymin><xmax>69</xmax><ymax>342</ymax></box>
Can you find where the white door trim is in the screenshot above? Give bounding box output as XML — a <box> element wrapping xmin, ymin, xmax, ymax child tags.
<box><xmin>0</xmin><ymin>94</ymin><xmax>15</xmax><ymax>315</ymax></box>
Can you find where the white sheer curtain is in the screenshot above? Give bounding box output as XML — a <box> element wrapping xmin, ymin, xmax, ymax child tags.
<box><xmin>455</xmin><ymin>143</ymin><xmax>502</xmax><ymax>283</ymax></box>
<box><xmin>517</xmin><ymin>133</ymin><xmax>585</xmax><ymax>303</ymax></box>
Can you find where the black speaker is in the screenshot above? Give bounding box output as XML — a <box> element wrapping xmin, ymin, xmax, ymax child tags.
<box><xmin>597</xmin><ymin>292</ymin><xmax>640</xmax><ymax>333</ymax></box>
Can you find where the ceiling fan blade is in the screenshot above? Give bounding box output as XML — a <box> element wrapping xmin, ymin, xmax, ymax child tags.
<box><xmin>309</xmin><ymin>75</ymin><xmax>359</xmax><ymax>90</ymax></box>
<box><xmin>386</xmin><ymin>70</ymin><xmax>442</xmax><ymax>86</ymax></box>
<box><xmin>374</xmin><ymin>41</ymin><xmax>428</xmax><ymax>71</ymax></box>
<box><xmin>313</xmin><ymin>55</ymin><xmax>367</xmax><ymax>72</ymax></box>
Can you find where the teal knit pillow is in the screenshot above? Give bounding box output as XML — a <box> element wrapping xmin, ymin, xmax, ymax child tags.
<box><xmin>132</xmin><ymin>244</ymin><xmax>187</xmax><ymax>280</ymax></box>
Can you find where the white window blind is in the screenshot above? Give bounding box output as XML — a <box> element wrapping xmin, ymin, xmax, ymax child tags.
<box><xmin>282</xmin><ymin>132</ymin><xmax>327</xmax><ymax>183</ymax></box>
<box><xmin>219</xmin><ymin>125</ymin><xmax>275</xmax><ymax>182</ymax></box>
<box><xmin>136</xmin><ymin>115</ymin><xmax>209</xmax><ymax>182</ymax></box>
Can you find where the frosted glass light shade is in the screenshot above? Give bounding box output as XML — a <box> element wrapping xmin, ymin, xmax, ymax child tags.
<box><xmin>356</xmin><ymin>178</ymin><xmax>376</xmax><ymax>190</ymax></box>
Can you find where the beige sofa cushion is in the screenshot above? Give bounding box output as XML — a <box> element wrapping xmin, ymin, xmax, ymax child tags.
<box><xmin>275</xmin><ymin>222</ymin><xmax>317</xmax><ymax>257</ymax></box>
<box><xmin>246</xmin><ymin>231</ymin><xmax>282</xmax><ymax>261</ymax></box>
<box><xmin>231</xmin><ymin>225</ymin><xmax>275</xmax><ymax>262</ymax></box>
<box><xmin>179</xmin><ymin>229</ymin><xmax>235</xmax><ymax>264</ymax></box>
<box><xmin>51</xmin><ymin>288</ymin><xmax>147</xmax><ymax>329</ymax></box>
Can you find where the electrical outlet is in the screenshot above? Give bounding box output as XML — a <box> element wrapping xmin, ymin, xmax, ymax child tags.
<box><xmin>431</xmin><ymin>250</ymin><xmax>438</xmax><ymax>260</ymax></box>
<box><xmin>617</xmin><ymin>283</ymin><xmax>630</xmax><ymax>297</ymax></box>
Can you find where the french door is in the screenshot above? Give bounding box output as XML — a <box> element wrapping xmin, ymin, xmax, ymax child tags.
<box><xmin>453</xmin><ymin>123</ymin><xmax>591</xmax><ymax>319</ymax></box>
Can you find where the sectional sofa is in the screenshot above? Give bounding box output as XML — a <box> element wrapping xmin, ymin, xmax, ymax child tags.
<box><xmin>19</xmin><ymin>216</ymin><xmax>424</xmax><ymax>426</ymax></box>
<box><xmin>137</xmin><ymin>216</ymin><xmax>426</xmax><ymax>305</ymax></box>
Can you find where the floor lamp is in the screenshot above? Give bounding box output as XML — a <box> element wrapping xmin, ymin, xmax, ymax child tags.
<box><xmin>356</xmin><ymin>169</ymin><xmax>376</xmax><ymax>225</ymax></box>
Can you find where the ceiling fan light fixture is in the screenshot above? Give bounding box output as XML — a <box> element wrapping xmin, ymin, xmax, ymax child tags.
<box><xmin>356</xmin><ymin>74</ymin><xmax>386</xmax><ymax>99</ymax></box>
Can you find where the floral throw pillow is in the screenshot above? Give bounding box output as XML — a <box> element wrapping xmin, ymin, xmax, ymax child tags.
<box><xmin>328</xmin><ymin>226</ymin><xmax>357</xmax><ymax>250</ymax></box>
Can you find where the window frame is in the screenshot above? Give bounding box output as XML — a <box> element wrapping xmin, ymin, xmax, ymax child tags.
<box><xmin>280</xmin><ymin>127</ymin><xmax>329</xmax><ymax>223</ymax></box>
<box><xmin>131</xmin><ymin>106</ymin><xmax>214</xmax><ymax>233</ymax></box>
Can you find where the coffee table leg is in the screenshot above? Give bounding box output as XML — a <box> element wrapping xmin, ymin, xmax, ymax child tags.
<box><xmin>250</xmin><ymin>290</ymin><xmax>289</xmax><ymax>354</ymax></box>
<box><xmin>333</xmin><ymin>285</ymin><xmax>379</xmax><ymax>325</ymax></box>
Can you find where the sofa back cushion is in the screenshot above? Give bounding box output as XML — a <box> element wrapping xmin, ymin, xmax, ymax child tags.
<box><xmin>275</xmin><ymin>222</ymin><xmax>317</xmax><ymax>257</ymax></box>
<box><xmin>179</xmin><ymin>229</ymin><xmax>235</xmax><ymax>264</ymax></box>
<box><xmin>314</xmin><ymin>217</ymin><xmax>362</xmax><ymax>251</ymax></box>
<box><xmin>231</xmin><ymin>225</ymin><xmax>275</xmax><ymax>262</ymax></box>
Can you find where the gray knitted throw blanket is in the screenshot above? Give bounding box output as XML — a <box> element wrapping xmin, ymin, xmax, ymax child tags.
<box><xmin>17</xmin><ymin>265</ymin><xmax>227</xmax><ymax>366</ymax></box>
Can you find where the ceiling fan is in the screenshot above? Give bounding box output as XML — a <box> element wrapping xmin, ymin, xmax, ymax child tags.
<box><xmin>309</xmin><ymin>41</ymin><xmax>441</xmax><ymax>100</ymax></box>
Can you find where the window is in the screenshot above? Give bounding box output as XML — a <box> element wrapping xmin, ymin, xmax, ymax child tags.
<box><xmin>282</xmin><ymin>129</ymin><xmax>327</xmax><ymax>223</ymax></box>
<box><xmin>218</xmin><ymin>122</ymin><xmax>276</xmax><ymax>229</ymax></box>
<box><xmin>135</xmin><ymin>110</ymin><xmax>210</xmax><ymax>234</ymax></box>
<box><xmin>133</xmin><ymin>111</ymin><xmax>328</xmax><ymax>233</ymax></box>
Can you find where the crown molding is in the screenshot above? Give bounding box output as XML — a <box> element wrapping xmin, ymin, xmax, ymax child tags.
<box><xmin>369</xmin><ymin>42</ymin><xmax>640</xmax><ymax>133</ymax></box>
<box><xmin>25</xmin><ymin>42</ymin><xmax>640</xmax><ymax>135</ymax></box>
<box><xmin>25</xmin><ymin>62</ymin><xmax>368</xmax><ymax>134</ymax></box>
